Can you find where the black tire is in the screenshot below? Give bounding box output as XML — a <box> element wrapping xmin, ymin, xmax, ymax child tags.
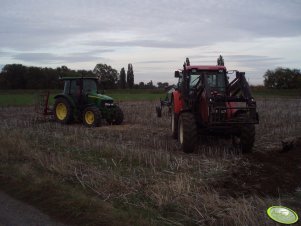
<box><xmin>234</xmin><ymin>125</ymin><xmax>255</xmax><ymax>153</ymax></box>
<box><xmin>156</xmin><ymin>106</ymin><xmax>162</xmax><ymax>118</ymax></box>
<box><xmin>82</xmin><ymin>106</ymin><xmax>101</xmax><ymax>127</ymax></box>
<box><xmin>171</xmin><ymin>101</ymin><xmax>178</xmax><ymax>139</ymax></box>
<box><xmin>107</xmin><ymin>106</ymin><xmax>124</xmax><ymax>125</ymax></box>
<box><xmin>178</xmin><ymin>112</ymin><xmax>198</xmax><ymax>153</ymax></box>
<box><xmin>53</xmin><ymin>97</ymin><xmax>73</xmax><ymax>124</ymax></box>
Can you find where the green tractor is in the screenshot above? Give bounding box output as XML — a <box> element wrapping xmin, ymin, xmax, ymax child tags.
<box><xmin>52</xmin><ymin>77</ymin><xmax>123</xmax><ymax>127</ymax></box>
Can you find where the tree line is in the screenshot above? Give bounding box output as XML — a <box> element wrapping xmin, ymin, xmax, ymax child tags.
<box><xmin>0</xmin><ymin>63</ymin><xmax>137</xmax><ymax>89</ymax></box>
<box><xmin>2</xmin><ymin>60</ymin><xmax>298</xmax><ymax>90</ymax></box>
<box><xmin>0</xmin><ymin>63</ymin><xmax>169</xmax><ymax>90</ymax></box>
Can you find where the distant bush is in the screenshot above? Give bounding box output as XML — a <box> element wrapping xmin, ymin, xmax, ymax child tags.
<box><xmin>263</xmin><ymin>67</ymin><xmax>301</xmax><ymax>89</ymax></box>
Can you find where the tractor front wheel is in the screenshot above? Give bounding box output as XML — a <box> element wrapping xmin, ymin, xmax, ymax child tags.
<box><xmin>83</xmin><ymin>107</ymin><xmax>101</xmax><ymax>127</ymax></box>
<box><xmin>240</xmin><ymin>125</ymin><xmax>255</xmax><ymax>153</ymax></box>
<box><xmin>107</xmin><ymin>106</ymin><xmax>124</xmax><ymax>125</ymax></box>
<box><xmin>178</xmin><ymin>112</ymin><xmax>198</xmax><ymax>153</ymax></box>
<box><xmin>233</xmin><ymin>125</ymin><xmax>255</xmax><ymax>153</ymax></box>
<box><xmin>156</xmin><ymin>106</ymin><xmax>162</xmax><ymax>117</ymax></box>
<box><xmin>54</xmin><ymin>97</ymin><xmax>73</xmax><ymax>124</ymax></box>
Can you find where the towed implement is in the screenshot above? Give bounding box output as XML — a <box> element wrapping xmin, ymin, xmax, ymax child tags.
<box><xmin>35</xmin><ymin>77</ymin><xmax>123</xmax><ymax>127</ymax></box>
<box><xmin>168</xmin><ymin>58</ymin><xmax>259</xmax><ymax>153</ymax></box>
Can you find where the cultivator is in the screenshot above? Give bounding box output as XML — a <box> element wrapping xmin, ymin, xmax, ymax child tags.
<box><xmin>34</xmin><ymin>91</ymin><xmax>53</xmax><ymax>116</ymax></box>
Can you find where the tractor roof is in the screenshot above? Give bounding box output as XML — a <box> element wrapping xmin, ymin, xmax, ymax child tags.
<box><xmin>185</xmin><ymin>65</ymin><xmax>226</xmax><ymax>71</ymax></box>
<box><xmin>59</xmin><ymin>77</ymin><xmax>98</xmax><ymax>80</ymax></box>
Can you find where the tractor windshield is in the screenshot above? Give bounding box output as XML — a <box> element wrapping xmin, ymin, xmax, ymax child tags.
<box><xmin>83</xmin><ymin>79</ymin><xmax>97</xmax><ymax>93</ymax></box>
<box><xmin>206</xmin><ymin>71</ymin><xmax>226</xmax><ymax>92</ymax></box>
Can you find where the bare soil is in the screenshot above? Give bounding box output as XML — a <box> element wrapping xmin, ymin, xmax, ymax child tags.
<box><xmin>218</xmin><ymin>146</ymin><xmax>301</xmax><ymax>197</ymax></box>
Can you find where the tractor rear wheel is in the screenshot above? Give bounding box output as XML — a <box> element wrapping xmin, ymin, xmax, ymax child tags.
<box><xmin>83</xmin><ymin>106</ymin><xmax>101</xmax><ymax>127</ymax></box>
<box><xmin>54</xmin><ymin>97</ymin><xmax>73</xmax><ymax>124</ymax></box>
<box><xmin>178</xmin><ymin>112</ymin><xmax>198</xmax><ymax>153</ymax></box>
<box><xmin>107</xmin><ymin>106</ymin><xmax>124</xmax><ymax>125</ymax></box>
<box><xmin>171</xmin><ymin>101</ymin><xmax>178</xmax><ymax>139</ymax></box>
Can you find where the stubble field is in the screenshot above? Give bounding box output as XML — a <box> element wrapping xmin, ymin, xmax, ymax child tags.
<box><xmin>0</xmin><ymin>97</ymin><xmax>300</xmax><ymax>225</ymax></box>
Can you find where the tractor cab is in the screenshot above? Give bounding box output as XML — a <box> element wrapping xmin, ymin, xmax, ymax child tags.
<box><xmin>62</xmin><ymin>77</ymin><xmax>99</xmax><ymax>96</ymax></box>
<box><xmin>176</xmin><ymin>66</ymin><xmax>227</xmax><ymax>92</ymax></box>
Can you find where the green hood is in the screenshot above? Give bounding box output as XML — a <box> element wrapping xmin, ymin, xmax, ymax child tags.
<box><xmin>88</xmin><ymin>93</ymin><xmax>113</xmax><ymax>101</ymax></box>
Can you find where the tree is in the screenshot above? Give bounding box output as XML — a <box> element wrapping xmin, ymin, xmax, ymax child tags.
<box><xmin>138</xmin><ymin>81</ymin><xmax>145</xmax><ymax>89</ymax></box>
<box><xmin>119</xmin><ymin>67</ymin><xmax>126</xmax><ymax>89</ymax></box>
<box><xmin>146</xmin><ymin>80</ymin><xmax>154</xmax><ymax>89</ymax></box>
<box><xmin>217</xmin><ymin>55</ymin><xmax>224</xmax><ymax>66</ymax></box>
<box><xmin>93</xmin><ymin>63</ymin><xmax>118</xmax><ymax>89</ymax></box>
<box><xmin>157</xmin><ymin>82</ymin><xmax>169</xmax><ymax>89</ymax></box>
<box><xmin>263</xmin><ymin>67</ymin><xmax>301</xmax><ymax>89</ymax></box>
<box><xmin>0</xmin><ymin>64</ymin><xmax>27</xmax><ymax>89</ymax></box>
<box><xmin>126</xmin><ymin>63</ymin><xmax>134</xmax><ymax>88</ymax></box>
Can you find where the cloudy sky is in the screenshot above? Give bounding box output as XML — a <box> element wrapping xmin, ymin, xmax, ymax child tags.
<box><xmin>1</xmin><ymin>0</ymin><xmax>300</xmax><ymax>85</ymax></box>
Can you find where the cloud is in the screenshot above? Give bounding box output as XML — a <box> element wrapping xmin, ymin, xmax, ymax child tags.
<box><xmin>135</xmin><ymin>60</ymin><xmax>177</xmax><ymax>64</ymax></box>
<box><xmin>0</xmin><ymin>0</ymin><xmax>300</xmax><ymax>84</ymax></box>
<box><xmin>13</xmin><ymin>51</ymin><xmax>109</xmax><ymax>64</ymax></box>
<box><xmin>1</xmin><ymin>0</ymin><xmax>301</xmax><ymax>51</ymax></box>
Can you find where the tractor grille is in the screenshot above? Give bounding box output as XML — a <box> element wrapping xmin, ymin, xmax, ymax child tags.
<box><xmin>209</xmin><ymin>106</ymin><xmax>258</xmax><ymax>125</ymax></box>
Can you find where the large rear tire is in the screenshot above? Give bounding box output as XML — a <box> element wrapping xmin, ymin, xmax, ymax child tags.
<box><xmin>178</xmin><ymin>112</ymin><xmax>198</xmax><ymax>153</ymax></box>
<box><xmin>171</xmin><ymin>102</ymin><xmax>178</xmax><ymax>139</ymax></box>
<box><xmin>82</xmin><ymin>106</ymin><xmax>101</xmax><ymax>127</ymax></box>
<box><xmin>54</xmin><ymin>97</ymin><xmax>73</xmax><ymax>124</ymax></box>
<box><xmin>240</xmin><ymin>125</ymin><xmax>255</xmax><ymax>153</ymax></box>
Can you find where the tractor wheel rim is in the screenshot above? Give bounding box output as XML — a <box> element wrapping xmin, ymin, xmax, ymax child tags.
<box><xmin>56</xmin><ymin>103</ymin><xmax>67</xmax><ymax>120</ymax></box>
<box><xmin>85</xmin><ymin>111</ymin><xmax>95</xmax><ymax>125</ymax></box>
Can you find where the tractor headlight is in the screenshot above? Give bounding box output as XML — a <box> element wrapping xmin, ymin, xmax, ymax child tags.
<box><xmin>104</xmin><ymin>103</ymin><xmax>114</xmax><ymax>107</ymax></box>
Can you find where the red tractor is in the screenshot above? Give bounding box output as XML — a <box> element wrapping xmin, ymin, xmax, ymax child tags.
<box><xmin>171</xmin><ymin>59</ymin><xmax>259</xmax><ymax>153</ymax></box>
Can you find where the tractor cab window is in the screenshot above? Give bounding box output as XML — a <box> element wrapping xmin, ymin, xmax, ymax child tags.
<box><xmin>177</xmin><ymin>72</ymin><xmax>183</xmax><ymax>89</ymax></box>
<box><xmin>190</xmin><ymin>74</ymin><xmax>201</xmax><ymax>87</ymax></box>
<box><xmin>63</xmin><ymin>80</ymin><xmax>70</xmax><ymax>94</ymax></box>
<box><xmin>189</xmin><ymin>70</ymin><xmax>203</xmax><ymax>88</ymax></box>
<box><xmin>83</xmin><ymin>79</ymin><xmax>97</xmax><ymax>93</ymax></box>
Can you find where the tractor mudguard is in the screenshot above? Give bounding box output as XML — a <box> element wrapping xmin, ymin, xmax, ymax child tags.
<box><xmin>54</xmin><ymin>94</ymin><xmax>76</xmax><ymax>108</ymax></box>
<box><xmin>172</xmin><ymin>90</ymin><xmax>183</xmax><ymax>114</ymax></box>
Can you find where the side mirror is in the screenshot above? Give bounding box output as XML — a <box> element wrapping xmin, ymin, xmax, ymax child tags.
<box><xmin>174</xmin><ymin>71</ymin><xmax>180</xmax><ymax>78</ymax></box>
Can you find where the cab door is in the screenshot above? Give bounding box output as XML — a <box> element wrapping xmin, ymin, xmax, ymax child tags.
<box><xmin>69</xmin><ymin>79</ymin><xmax>83</xmax><ymax>107</ymax></box>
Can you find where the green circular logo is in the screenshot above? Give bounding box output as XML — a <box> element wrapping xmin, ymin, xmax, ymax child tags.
<box><xmin>267</xmin><ymin>206</ymin><xmax>299</xmax><ymax>224</ymax></box>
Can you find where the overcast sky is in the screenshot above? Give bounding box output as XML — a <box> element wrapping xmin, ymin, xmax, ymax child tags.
<box><xmin>1</xmin><ymin>0</ymin><xmax>300</xmax><ymax>85</ymax></box>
